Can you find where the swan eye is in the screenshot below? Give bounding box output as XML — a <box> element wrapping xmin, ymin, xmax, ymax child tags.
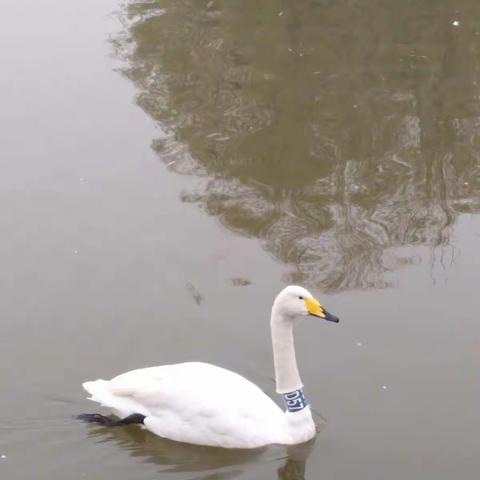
<box><xmin>298</xmin><ymin>296</ymin><xmax>304</xmax><ymax>300</ymax></box>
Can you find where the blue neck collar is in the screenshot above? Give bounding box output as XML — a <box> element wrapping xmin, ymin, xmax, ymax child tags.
<box><xmin>283</xmin><ymin>389</ymin><xmax>308</xmax><ymax>413</ymax></box>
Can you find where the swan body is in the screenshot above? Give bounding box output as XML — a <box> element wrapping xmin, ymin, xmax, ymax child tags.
<box><xmin>84</xmin><ymin>362</ymin><xmax>311</xmax><ymax>448</ymax></box>
<box><xmin>82</xmin><ymin>286</ymin><xmax>339</xmax><ymax>448</ymax></box>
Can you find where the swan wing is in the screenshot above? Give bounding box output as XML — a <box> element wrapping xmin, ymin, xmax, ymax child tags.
<box><xmin>83</xmin><ymin>362</ymin><xmax>288</xmax><ymax>448</ymax></box>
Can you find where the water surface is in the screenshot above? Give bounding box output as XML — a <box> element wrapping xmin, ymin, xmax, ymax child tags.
<box><xmin>0</xmin><ymin>1</ymin><xmax>479</xmax><ymax>479</ymax></box>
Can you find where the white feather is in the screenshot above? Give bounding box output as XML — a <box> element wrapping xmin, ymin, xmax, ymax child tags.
<box><xmin>82</xmin><ymin>286</ymin><xmax>333</xmax><ymax>448</ymax></box>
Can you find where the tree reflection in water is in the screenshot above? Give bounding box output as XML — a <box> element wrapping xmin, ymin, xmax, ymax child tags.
<box><xmin>114</xmin><ymin>0</ymin><xmax>480</xmax><ymax>291</ymax></box>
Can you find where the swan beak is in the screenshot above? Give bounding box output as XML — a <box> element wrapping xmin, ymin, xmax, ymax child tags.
<box><xmin>305</xmin><ymin>298</ymin><xmax>340</xmax><ymax>323</ymax></box>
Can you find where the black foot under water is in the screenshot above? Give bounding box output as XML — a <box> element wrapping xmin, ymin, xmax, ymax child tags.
<box><xmin>77</xmin><ymin>413</ymin><xmax>145</xmax><ymax>427</ymax></box>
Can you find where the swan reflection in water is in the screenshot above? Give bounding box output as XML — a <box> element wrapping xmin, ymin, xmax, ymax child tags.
<box><xmin>85</xmin><ymin>423</ymin><xmax>315</xmax><ymax>480</ymax></box>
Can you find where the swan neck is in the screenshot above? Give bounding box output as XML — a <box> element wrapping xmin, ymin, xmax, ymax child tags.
<box><xmin>271</xmin><ymin>310</ymin><xmax>303</xmax><ymax>394</ymax></box>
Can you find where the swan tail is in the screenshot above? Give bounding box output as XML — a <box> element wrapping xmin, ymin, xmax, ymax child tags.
<box><xmin>82</xmin><ymin>380</ymin><xmax>111</xmax><ymax>405</ymax></box>
<box><xmin>81</xmin><ymin>379</ymin><xmax>148</xmax><ymax>419</ymax></box>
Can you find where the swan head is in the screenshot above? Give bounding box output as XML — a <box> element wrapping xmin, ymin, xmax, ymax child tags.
<box><xmin>272</xmin><ymin>285</ymin><xmax>339</xmax><ymax>323</ymax></box>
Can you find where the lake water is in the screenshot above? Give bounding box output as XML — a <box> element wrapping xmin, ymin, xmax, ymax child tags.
<box><xmin>1</xmin><ymin>1</ymin><xmax>479</xmax><ymax>479</ymax></box>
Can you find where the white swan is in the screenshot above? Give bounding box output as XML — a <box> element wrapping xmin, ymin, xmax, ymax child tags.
<box><xmin>80</xmin><ymin>285</ymin><xmax>339</xmax><ymax>449</ymax></box>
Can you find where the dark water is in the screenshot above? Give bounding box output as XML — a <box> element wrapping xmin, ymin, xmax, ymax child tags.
<box><xmin>1</xmin><ymin>1</ymin><xmax>479</xmax><ymax>479</ymax></box>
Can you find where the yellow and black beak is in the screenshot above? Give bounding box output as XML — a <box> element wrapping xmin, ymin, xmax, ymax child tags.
<box><xmin>305</xmin><ymin>298</ymin><xmax>339</xmax><ymax>323</ymax></box>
